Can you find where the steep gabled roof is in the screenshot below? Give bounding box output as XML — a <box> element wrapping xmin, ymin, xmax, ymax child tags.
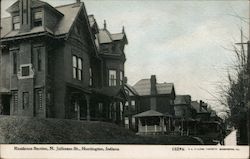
<box><xmin>97</xmin><ymin>29</ymin><xmax>127</xmax><ymax>44</ymax></box>
<box><xmin>133</xmin><ymin>79</ymin><xmax>174</xmax><ymax>96</ymax></box>
<box><xmin>1</xmin><ymin>3</ymin><xmax>82</xmax><ymax>39</ymax></box>
<box><xmin>98</xmin><ymin>29</ymin><xmax>113</xmax><ymax>44</ymax></box>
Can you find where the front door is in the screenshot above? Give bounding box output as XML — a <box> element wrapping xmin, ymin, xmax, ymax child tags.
<box><xmin>1</xmin><ymin>95</ymin><xmax>11</xmax><ymax>115</ymax></box>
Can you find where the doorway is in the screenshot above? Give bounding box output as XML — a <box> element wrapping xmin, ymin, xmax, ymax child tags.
<box><xmin>1</xmin><ymin>95</ymin><xmax>11</xmax><ymax>115</ymax></box>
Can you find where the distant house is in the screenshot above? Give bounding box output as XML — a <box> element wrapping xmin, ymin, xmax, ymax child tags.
<box><xmin>127</xmin><ymin>75</ymin><xmax>176</xmax><ymax>135</ymax></box>
<box><xmin>0</xmin><ymin>0</ymin><xmax>128</xmax><ymax>124</ymax></box>
<box><xmin>191</xmin><ymin>101</ymin><xmax>211</xmax><ymax>121</ymax></box>
<box><xmin>174</xmin><ymin>95</ymin><xmax>196</xmax><ymax>135</ymax></box>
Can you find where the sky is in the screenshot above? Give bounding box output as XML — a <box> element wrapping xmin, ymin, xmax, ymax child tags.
<box><xmin>1</xmin><ymin>0</ymin><xmax>249</xmax><ymax>114</ymax></box>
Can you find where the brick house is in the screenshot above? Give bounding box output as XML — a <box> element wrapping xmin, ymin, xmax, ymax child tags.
<box><xmin>0</xmin><ymin>0</ymin><xmax>128</xmax><ymax>124</ymax></box>
<box><xmin>124</xmin><ymin>75</ymin><xmax>176</xmax><ymax>134</ymax></box>
<box><xmin>174</xmin><ymin>95</ymin><xmax>196</xmax><ymax>135</ymax></box>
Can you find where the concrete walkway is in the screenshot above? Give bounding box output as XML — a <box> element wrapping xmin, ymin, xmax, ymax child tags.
<box><xmin>224</xmin><ymin>129</ymin><xmax>237</xmax><ymax>146</ymax></box>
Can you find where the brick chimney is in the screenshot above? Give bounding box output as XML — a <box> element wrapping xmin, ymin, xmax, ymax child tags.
<box><xmin>19</xmin><ymin>0</ymin><xmax>32</xmax><ymax>33</ymax></box>
<box><xmin>150</xmin><ymin>75</ymin><xmax>157</xmax><ymax>110</ymax></box>
<box><xmin>199</xmin><ymin>100</ymin><xmax>203</xmax><ymax>112</ymax></box>
<box><xmin>150</xmin><ymin>75</ymin><xmax>157</xmax><ymax>95</ymax></box>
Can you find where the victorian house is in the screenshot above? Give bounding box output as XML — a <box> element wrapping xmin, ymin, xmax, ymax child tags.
<box><xmin>124</xmin><ymin>75</ymin><xmax>176</xmax><ymax>134</ymax></box>
<box><xmin>0</xmin><ymin>0</ymin><xmax>128</xmax><ymax>124</ymax></box>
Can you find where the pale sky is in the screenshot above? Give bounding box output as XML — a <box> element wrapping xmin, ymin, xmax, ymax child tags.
<box><xmin>1</xmin><ymin>0</ymin><xmax>249</xmax><ymax>113</ymax></box>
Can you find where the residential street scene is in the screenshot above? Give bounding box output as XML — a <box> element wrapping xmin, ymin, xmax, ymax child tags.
<box><xmin>0</xmin><ymin>0</ymin><xmax>249</xmax><ymax>145</ymax></box>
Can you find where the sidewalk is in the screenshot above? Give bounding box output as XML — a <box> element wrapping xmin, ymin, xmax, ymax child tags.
<box><xmin>224</xmin><ymin>129</ymin><xmax>237</xmax><ymax>146</ymax></box>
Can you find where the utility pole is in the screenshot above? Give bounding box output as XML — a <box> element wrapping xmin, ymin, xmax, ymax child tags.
<box><xmin>233</xmin><ymin>0</ymin><xmax>250</xmax><ymax>145</ymax></box>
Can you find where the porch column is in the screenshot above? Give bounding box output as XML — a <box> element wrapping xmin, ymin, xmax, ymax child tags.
<box><xmin>181</xmin><ymin>118</ymin><xmax>184</xmax><ymax>136</ymax></box>
<box><xmin>138</xmin><ymin>118</ymin><xmax>142</xmax><ymax>133</ymax></box>
<box><xmin>160</xmin><ymin>117</ymin><xmax>164</xmax><ymax>133</ymax></box>
<box><xmin>168</xmin><ymin>117</ymin><xmax>171</xmax><ymax>132</ymax></box>
<box><xmin>75</xmin><ymin>101</ymin><xmax>80</xmax><ymax>120</ymax></box>
<box><xmin>85</xmin><ymin>95</ymin><xmax>90</xmax><ymax>121</ymax></box>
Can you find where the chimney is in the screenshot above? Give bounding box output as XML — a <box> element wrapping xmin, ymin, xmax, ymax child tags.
<box><xmin>104</xmin><ymin>20</ymin><xmax>107</xmax><ymax>29</ymax></box>
<box><xmin>19</xmin><ymin>0</ymin><xmax>32</xmax><ymax>33</ymax></box>
<box><xmin>122</xmin><ymin>26</ymin><xmax>125</xmax><ymax>33</ymax></box>
<box><xmin>199</xmin><ymin>100</ymin><xmax>203</xmax><ymax>112</ymax></box>
<box><xmin>150</xmin><ymin>75</ymin><xmax>157</xmax><ymax>110</ymax></box>
<box><xmin>150</xmin><ymin>75</ymin><xmax>157</xmax><ymax>95</ymax></box>
<box><xmin>76</xmin><ymin>0</ymin><xmax>81</xmax><ymax>4</ymax></box>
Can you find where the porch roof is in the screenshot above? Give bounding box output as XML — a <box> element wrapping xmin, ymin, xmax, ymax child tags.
<box><xmin>92</xmin><ymin>86</ymin><xmax>128</xmax><ymax>100</ymax></box>
<box><xmin>134</xmin><ymin>110</ymin><xmax>168</xmax><ymax>118</ymax></box>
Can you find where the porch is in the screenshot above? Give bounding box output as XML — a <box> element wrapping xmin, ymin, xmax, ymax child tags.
<box><xmin>134</xmin><ymin>110</ymin><xmax>173</xmax><ymax>135</ymax></box>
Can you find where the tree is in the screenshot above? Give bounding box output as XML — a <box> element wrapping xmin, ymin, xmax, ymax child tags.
<box><xmin>223</xmin><ymin>30</ymin><xmax>249</xmax><ymax>145</ymax></box>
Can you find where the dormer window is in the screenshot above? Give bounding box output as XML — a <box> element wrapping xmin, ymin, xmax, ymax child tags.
<box><xmin>13</xmin><ymin>15</ymin><xmax>20</xmax><ymax>30</ymax></box>
<box><xmin>33</xmin><ymin>11</ymin><xmax>43</xmax><ymax>27</ymax></box>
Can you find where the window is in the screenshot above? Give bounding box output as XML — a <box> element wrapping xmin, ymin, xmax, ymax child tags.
<box><xmin>33</xmin><ymin>11</ymin><xmax>42</xmax><ymax>27</ymax></box>
<box><xmin>72</xmin><ymin>56</ymin><xmax>83</xmax><ymax>81</ymax></box>
<box><xmin>12</xmin><ymin>91</ymin><xmax>18</xmax><ymax>112</ymax></box>
<box><xmin>23</xmin><ymin>92</ymin><xmax>29</xmax><ymax>109</ymax></box>
<box><xmin>131</xmin><ymin>100</ymin><xmax>136</xmax><ymax>111</ymax></box>
<box><xmin>98</xmin><ymin>103</ymin><xmax>103</xmax><ymax>113</ymax></box>
<box><xmin>125</xmin><ymin>117</ymin><xmax>129</xmax><ymax>125</ymax></box>
<box><xmin>21</xmin><ymin>66</ymin><xmax>30</xmax><ymax>77</ymax></box>
<box><xmin>13</xmin><ymin>52</ymin><xmax>17</xmax><ymax>74</ymax></box>
<box><xmin>109</xmin><ymin>70</ymin><xmax>117</xmax><ymax>86</ymax></box>
<box><xmin>125</xmin><ymin>101</ymin><xmax>129</xmax><ymax>111</ymax></box>
<box><xmin>13</xmin><ymin>15</ymin><xmax>20</xmax><ymax>30</ymax></box>
<box><xmin>72</xmin><ymin>56</ymin><xmax>77</xmax><ymax>79</ymax></box>
<box><xmin>132</xmin><ymin>117</ymin><xmax>136</xmax><ymax>125</ymax></box>
<box><xmin>89</xmin><ymin>68</ymin><xmax>93</xmax><ymax>86</ymax></box>
<box><xmin>18</xmin><ymin>64</ymin><xmax>34</xmax><ymax>79</ymax></box>
<box><xmin>78</xmin><ymin>58</ymin><xmax>83</xmax><ymax>80</ymax></box>
<box><xmin>120</xmin><ymin>71</ymin><xmax>123</xmax><ymax>85</ymax></box>
<box><xmin>37</xmin><ymin>49</ymin><xmax>42</xmax><ymax>71</ymax></box>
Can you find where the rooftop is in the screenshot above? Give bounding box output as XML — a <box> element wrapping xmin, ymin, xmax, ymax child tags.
<box><xmin>133</xmin><ymin>78</ymin><xmax>174</xmax><ymax>96</ymax></box>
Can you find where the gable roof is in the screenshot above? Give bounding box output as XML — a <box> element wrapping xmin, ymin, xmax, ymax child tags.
<box><xmin>133</xmin><ymin>79</ymin><xmax>174</xmax><ymax>96</ymax></box>
<box><xmin>1</xmin><ymin>3</ymin><xmax>82</xmax><ymax>39</ymax></box>
<box><xmin>125</xmin><ymin>84</ymin><xmax>139</xmax><ymax>96</ymax></box>
<box><xmin>191</xmin><ymin>101</ymin><xmax>208</xmax><ymax>113</ymax></box>
<box><xmin>156</xmin><ymin>83</ymin><xmax>174</xmax><ymax>95</ymax></box>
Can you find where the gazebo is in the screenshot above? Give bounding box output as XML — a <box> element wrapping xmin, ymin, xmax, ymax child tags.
<box><xmin>133</xmin><ymin>110</ymin><xmax>172</xmax><ymax>135</ymax></box>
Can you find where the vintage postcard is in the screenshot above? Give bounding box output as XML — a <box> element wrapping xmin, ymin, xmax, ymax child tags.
<box><xmin>0</xmin><ymin>0</ymin><xmax>249</xmax><ymax>158</ymax></box>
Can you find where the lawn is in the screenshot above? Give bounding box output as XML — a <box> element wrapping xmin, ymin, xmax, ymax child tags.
<box><xmin>0</xmin><ymin>115</ymin><xmax>202</xmax><ymax>145</ymax></box>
